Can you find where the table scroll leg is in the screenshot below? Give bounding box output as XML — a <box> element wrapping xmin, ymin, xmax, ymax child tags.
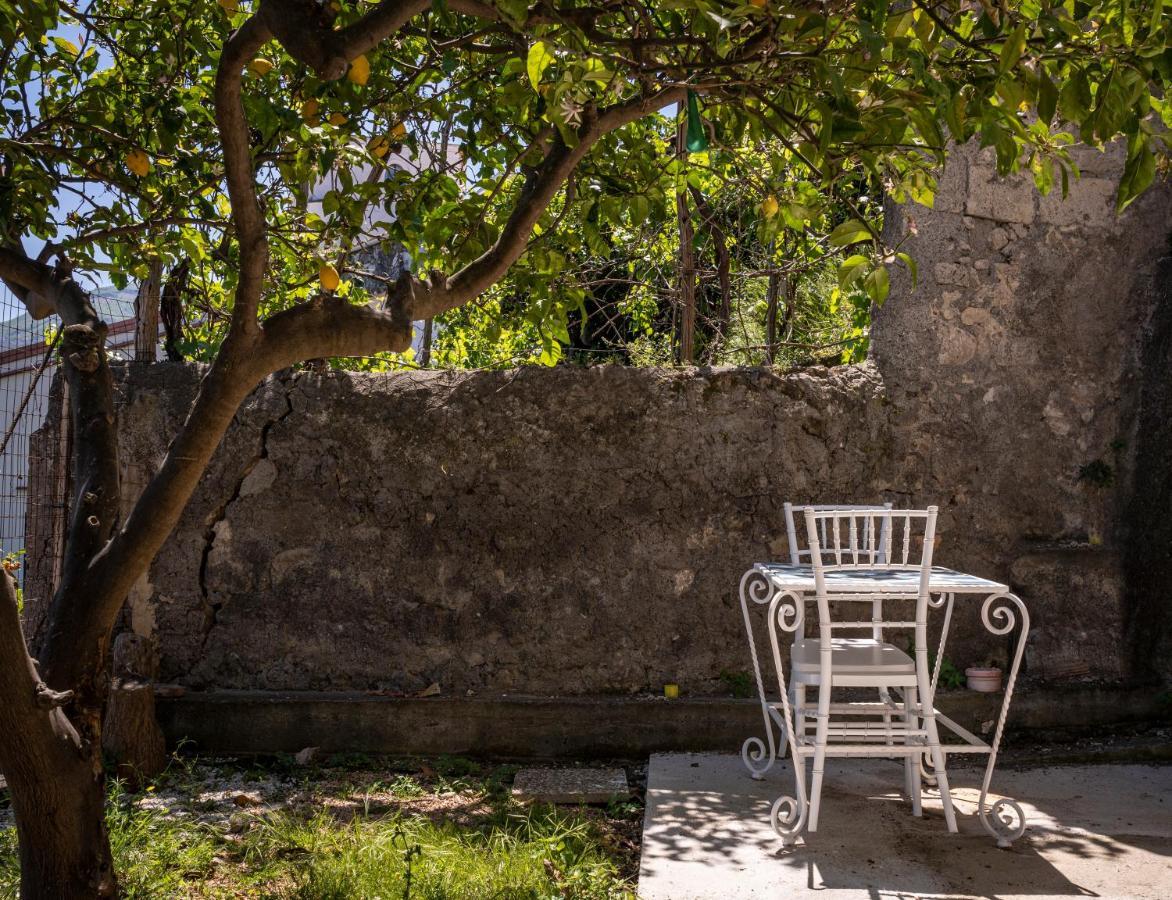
<box><xmin>739</xmin><ymin>570</ymin><xmax>782</xmax><ymax>780</ymax></box>
<box><xmin>920</xmin><ymin>592</ymin><xmax>955</xmax><ymax>789</ymax></box>
<box><xmin>765</xmin><ymin>589</ymin><xmax>808</xmax><ymax>844</ymax></box>
<box><xmin>977</xmin><ymin>592</ymin><xmax>1031</xmax><ymax>848</ymax></box>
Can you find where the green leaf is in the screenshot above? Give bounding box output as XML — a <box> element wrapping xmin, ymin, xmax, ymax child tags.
<box><xmin>999</xmin><ymin>25</ymin><xmax>1027</xmax><ymax>74</ymax></box>
<box><xmin>864</xmin><ymin>265</ymin><xmax>890</xmax><ymax>304</ymax></box>
<box><xmin>526</xmin><ymin>41</ymin><xmax>553</xmax><ymax>91</ymax></box>
<box><xmin>1037</xmin><ymin>72</ymin><xmax>1058</xmax><ymax>126</ymax></box>
<box><xmin>828</xmin><ymin>219</ymin><xmax>872</xmax><ymax>247</ymax></box>
<box><xmin>837</xmin><ymin>254</ymin><xmax>870</xmax><ymax>288</ymax></box>
<box><xmin>52</xmin><ymin>36</ymin><xmax>79</xmax><ymax>57</ymax></box>
<box><xmin>896</xmin><ymin>251</ymin><xmax>918</xmax><ymax>288</ymax></box>
<box><xmin>1117</xmin><ymin>135</ymin><xmax>1156</xmax><ymax>212</ymax></box>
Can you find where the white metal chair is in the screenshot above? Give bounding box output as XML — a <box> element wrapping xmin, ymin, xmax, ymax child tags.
<box><xmin>787</xmin><ymin>506</ymin><xmax>957</xmax><ymax>834</ymax></box>
<box><xmin>783</xmin><ymin>503</ymin><xmax>895</xmax><ymax>754</ymax></box>
<box><xmin>783</xmin><ymin>502</ymin><xmax>893</xmax><ymax>641</ymax></box>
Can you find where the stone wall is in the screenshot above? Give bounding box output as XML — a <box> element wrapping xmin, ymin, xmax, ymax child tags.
<box><xmin>24</xmin><ymin>141</ymin><xmax>1172</xmax><ymax>703</ymax></box>
<box><xmin>873</xmin><ymin>141</ymin><xmax>1172</xmax><ymax>683</ymax></box>
<box><xmin>106</xmin><ymin>362</ymin><xmax>893</xmax><ymax>695</ymax></box>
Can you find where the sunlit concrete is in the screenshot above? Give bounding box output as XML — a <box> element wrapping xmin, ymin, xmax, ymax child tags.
<box><xmin>639</xmin><ymin>754</ymin><xmax>1171</xmax><ymax>899</ymax></box>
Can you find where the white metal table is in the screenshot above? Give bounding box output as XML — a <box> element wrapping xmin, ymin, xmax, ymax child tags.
<box><xmin>738</xmin><ymin>562</ymin><xmax>1030</xmax><ymax>846</ymax></box>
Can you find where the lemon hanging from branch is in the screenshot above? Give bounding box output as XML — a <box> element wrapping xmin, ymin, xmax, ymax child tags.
<box><xmin>248</xmin><ymin>58</ymin><xmax>274</xmax><ymax>76</ymax></box>
<box><xmin>125</xmin><ymin>149</ymin><xmax>150</xmax><ymax>177</ymax></box>
<box><xmin>318</xmin><ymin>263</ymin><xmax>341</xmax><ymax>292</ymax></box>
<box><xmin>347</xmin><ymin>54</ymin><xmax>370</xmax><ymax>86</ymax></box>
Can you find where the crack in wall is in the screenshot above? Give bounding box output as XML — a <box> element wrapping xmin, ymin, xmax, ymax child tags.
<box><xmin>198</xmin><ymin>372</ymin><xmax>299</xmax><ymax>645</ymax></box>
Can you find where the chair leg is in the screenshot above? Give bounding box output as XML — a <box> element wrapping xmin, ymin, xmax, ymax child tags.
<box><xmin>794</xmin><ymin>684</ymin><xmax>806</xmax><ymax>744</ymax></box>
<box><xmin>923</xmin><ymin>710</ymin><xmax>957</xmax><ymax>832</ymax></box>
<box><xmin>808</xmin><ymin>686</ymin><xmax>831</xmax><ymax>832</ymax></box>
<box><xmin>904</xmin><ymin>687</ymin><xmax>922</xmax><ymax>817</ymax></box>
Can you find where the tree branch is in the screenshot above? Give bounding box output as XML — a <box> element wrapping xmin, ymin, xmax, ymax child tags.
<box><xmin>0</xmin><ymin>571</ymin><xmax>83</xmax><ymax>785</ymax></box>
<box><xmin>260</xmin><ymin>0</ymin><xmax>430</xmax><ymax>79</ymax></box>
<box><xmin>215</xmin><ymin>14</ymin><xmax>274</xmax><ymax>337</ymax></box>
<box><xmin>419</xmin><ymin>85</ymin><xmax>686</xmax><ymax>318</ymax></box>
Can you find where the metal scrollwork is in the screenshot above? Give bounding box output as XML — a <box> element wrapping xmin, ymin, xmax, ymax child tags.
<box><xmin>771</xmin><ymin>794</ymin><xmax>807</xmax><ymax>844</ymax></box>
<box><xmin>981</xmin><ymin>593</ymin><xmax>1021</xmax><ymax>636</ymax></box>
<box><xmin>740</xmin><ymin>569</ymin><xmax>780</xmax><ymax>780</ymax></box>
<box><xmin>977</xmin><ymin>592</ymin><xmax>1031</xmax><ymax>847</ymax></box>
<box><xmin>980</xmin><ymin>796</ymin><xmax>1027</xmax><ymax>848</ymax></box>
<box><xmin>773</xmin><ymin>590</ymin><xmax>804</xmax><ymax>634</ymax></box>
<box><xmin>741</xmin><ymin>735</ymin><xmax>773</xmax><ymax>780</ymax></box>
<box><xmin>744</xmin><ymin>570</ymin><xmax>773</xmax><ymax>607</ymax></box>
<box><xmin>919</xmin><ymin>749</ymin><xmax>939</xmax><ymax>787</ymax></box>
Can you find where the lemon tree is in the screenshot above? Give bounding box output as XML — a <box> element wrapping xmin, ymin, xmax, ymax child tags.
<box><xmin>0</xmin><ymin>0</ymin><xmax>1169</xmax><ymax>895</ymax></box>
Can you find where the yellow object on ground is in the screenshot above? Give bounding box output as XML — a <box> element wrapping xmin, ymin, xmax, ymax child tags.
<box><xmin>664</xmin><ymin>684</ymin><xmax>679</xmax><ymax>699</ymax></box>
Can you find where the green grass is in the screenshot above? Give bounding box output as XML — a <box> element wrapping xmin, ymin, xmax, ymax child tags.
<box><xmin>0</xmin><ymin>758</ymin><xmax>639</xmax><ymax>899</ymax></box>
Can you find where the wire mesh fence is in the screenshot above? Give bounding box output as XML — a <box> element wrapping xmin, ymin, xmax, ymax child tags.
<box><xmin>0</xmin><ymin>282</ymin><xmax>140</xmax><ymax>592</ymax></box>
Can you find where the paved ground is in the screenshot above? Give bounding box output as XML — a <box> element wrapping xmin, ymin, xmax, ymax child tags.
<box><xmin>639</xmin><ymin>754</ymin><xmax>1171</xmax><ymax>899</ymax></box>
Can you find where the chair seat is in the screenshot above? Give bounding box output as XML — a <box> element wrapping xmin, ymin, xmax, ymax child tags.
<box><xmin>791</xmin><ymin>637</ymin><xmax>915</xmax><ymax>677</ymax></box>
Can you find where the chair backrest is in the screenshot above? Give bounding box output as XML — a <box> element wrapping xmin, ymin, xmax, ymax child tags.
<box><xmin>800</xmin><ymin>506</ymin><xmax>939</xmax><ymax>651</ymax></box>
<box><xmin>784</xmin><ymin>503</ymin><xmax>893</xmax><ymax>566</ymax></box>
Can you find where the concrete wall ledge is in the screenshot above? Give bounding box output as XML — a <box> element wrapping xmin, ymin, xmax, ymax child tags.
<box><xmin>157</xmin><ymin>687</ymin><xmax>1169</xmax><ymax>759</ymax></box>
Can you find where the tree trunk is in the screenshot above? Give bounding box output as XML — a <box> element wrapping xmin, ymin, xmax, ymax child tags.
<box><xmin>103</xmin><ymin>633</ymin><xmax>166</xmax><ymax>788</ymax></box>
<box><xmin>134</xmin><ymin>259</ymin><xmax>163</xmax><ymax>362</ymax></box>
<box><xmin>8</xmin><ymin>760</ymin><xmax>115</xmax><ymax>899</ymax></box>
<box><xmin>420</xmin><ymin>317</ymin><xmax>433</xmax><ymax>367</ymax></box>
<box><xmin>765</xmin><ymin>272</ymin><xmax>780</xmax><ymax>364</ymax></box>
<box><xmin>0</xmin><ymin>571</ymin><xmax>116</xmax><ymax>898</ymax></box>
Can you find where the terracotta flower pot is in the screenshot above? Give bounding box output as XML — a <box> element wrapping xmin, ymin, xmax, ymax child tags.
<box><xmin>966</xmin><ymin>666</ymin><xmax>1003</xmax><ymax>692</ymax></box>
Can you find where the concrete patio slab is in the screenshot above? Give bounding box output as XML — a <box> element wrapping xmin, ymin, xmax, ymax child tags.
<box><xmin>639</xmin><ymin>754</ymin><xmax>1171</xmax><ymax>899</ymax></box>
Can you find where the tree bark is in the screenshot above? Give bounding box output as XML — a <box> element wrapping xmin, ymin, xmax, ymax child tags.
<box><xmin>0</xmin><ymin>572</ymin><xmax>116</xmax><ymax>899</ymax></box>
<box><xmin>133</xmin><ymin>259</ymin><xmax>162</xmax><ymax>362</ymax></box>
<box><xmin>676</xmin><ymin>123</ymin><xmax>695</xmax><ymax>365</ymax></box>
<box><xmin>687</xmin><ymin>184</ymin><xmax>731</xmax><ymax>357</ymax></box>
<box><xmin>765</xmin><ymin>272</ymin><xmax>780</xmax><ymax>364</ymax></box>
<box><xmin>102</xmin><ymin>633</ymin><xmax>166</xmax><ymax>788</ymax></box>
<box><xmin>420</xmin><ymin>317</ymin><xmax>433</xmax><ymax>367</ymax></box>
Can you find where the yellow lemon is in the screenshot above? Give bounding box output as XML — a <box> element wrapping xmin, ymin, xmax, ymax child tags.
<box><xmin>125</xmin><ymin>149</ymin><xmax>151</xmax><ymax>177</ymax></box>
<box><xmin>318</xmin><ymin>264</ymin><xmax>341</xmax><ymax>292</ymax></box>
<box><xmin>347</xmin><ymin>54</ymin><xmax>370</xmax><ymax>86</ymax></box>
<box><xmin>367</xmin><ymin>135</ymin><xmax>390</xmax><ymax>158</ymax></box>
<box><xmin>749</xmin><ymin>0</ymin><xmax>766</xmax><ymax>7</ymax></box>
<box><xmin>248</xmin><ymin>58</ymin><xmax>274</xmax><ymax>76</ymax></box>
<box><xmin>761</xmin><ymin>195</ymin><xmax>779</xmax><ymax>218</ymax></box>
<box><xmin>300</xmin><ymin>99</ymin><xmax>320</xmax><ymax>124</ymax></box>
<box><xmin>328</xmin><ymin>112</ymin><xmax>348</xmax><ymax>126</ymax></box>
<box><xmin>390</xmin><ymin>122</ymin><xmax>407</xmax><ymax>140</ymax></box>
<box><xmin>217</xmin><ymin>0</ymin><xmax>238</xmax><ymax>14</ymax></box>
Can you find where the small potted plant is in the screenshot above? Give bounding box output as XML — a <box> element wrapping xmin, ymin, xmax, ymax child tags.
<box><xmin>966</xmin><ymin>658</ymin><xmax>1004</xmax><ymax>692</ymax></box>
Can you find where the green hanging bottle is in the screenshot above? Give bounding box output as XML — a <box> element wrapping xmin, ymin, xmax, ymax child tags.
<box><xmin>685</xmin><ymin>89</ymin><xmax>709</xmax><ymax>153</ymax></box>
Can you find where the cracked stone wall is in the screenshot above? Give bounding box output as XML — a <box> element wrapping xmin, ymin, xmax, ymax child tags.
<box><xmin>24</xmin><ymin>141</ymin><xmax>1172</xmax><ymax>698</ymax></box>
<box><xmin>102</xmin><ymin>363</ymin><xmax>893</xmax><ymax>694</ymax></box>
